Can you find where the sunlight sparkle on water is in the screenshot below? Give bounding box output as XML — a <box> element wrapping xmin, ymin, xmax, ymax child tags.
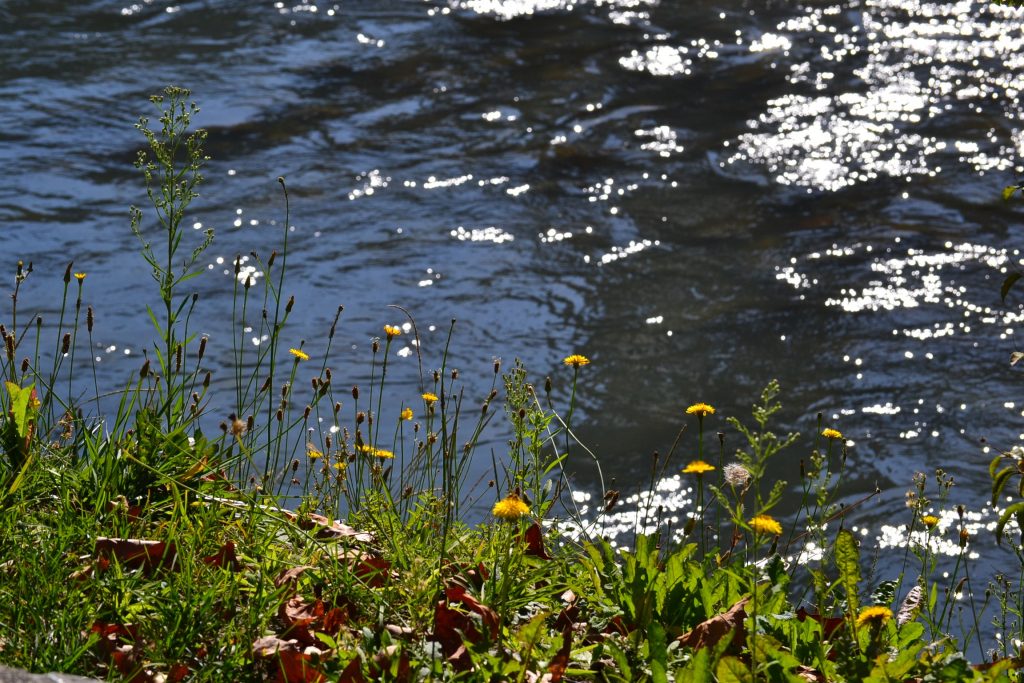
<box><xmin>721</xmin><ymin>0</ymin><xmax>1024</xmax><ymax>191</ymax></box>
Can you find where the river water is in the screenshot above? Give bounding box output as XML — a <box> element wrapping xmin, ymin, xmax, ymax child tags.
<box><xmin>4</xmin><ymin>0</ymin><xmax>1024</xmax><ymax>602</ymax></box>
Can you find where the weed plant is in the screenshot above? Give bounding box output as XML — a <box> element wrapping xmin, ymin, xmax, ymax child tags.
<box><xmin>2</xmin><ymin>87</ymin><xmax>1024</xmax><ymax>682</ymax></box>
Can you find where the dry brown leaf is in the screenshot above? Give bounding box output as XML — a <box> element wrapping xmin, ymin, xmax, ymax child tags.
<box><xmin>202</xmin><ymin>540</ymin><xmax>240</xmax><ymax>571</ymax></box>
<box><xmin>274</xmin><ymin>565</ymin><xmax>314</xmax><ymax>590</ymax></box>
<box><xmin>546</xmin><ymin>628</ymin><xmax>572</xmax><ymax>682</ymax></box>
<box><xmin>369</xmin><ymin>644</ymin><xmax>411</xmax><ymax>682</ymax></box>
<box><xmin>677</xmin><ymin>597</ymin><xmax>749</xmax><ymax>650</ymax></box>
<box><xmin>95</xmin><ymin>537</ymin><xmax>177</xmax><ymax>572</ymax></box>
<box><xmin>521</xmin><ymin>523</ymin><xmax>553</xmax><ymax>560</ymax></box>
<box><xmin>252</xmin><ymin>635</ymin><xmax>328</xmax><ymax>683</ymax></box>
<box><xmin>338</xmin><ymin>655</ymin><xmax>368</xmax><ymax>683</ymax></box>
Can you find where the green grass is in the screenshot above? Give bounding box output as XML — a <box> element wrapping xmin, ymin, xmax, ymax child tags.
<box><xmin>0</xmin><ymin>86</ymin><xmax>1023</xmax><ymax>682</ymax></box>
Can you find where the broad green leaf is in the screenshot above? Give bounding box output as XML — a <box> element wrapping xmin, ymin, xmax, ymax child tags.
<box><xmin>991</xmin><ymin>453</ymin><xmax>1006</xmax><ymax>480</ymax></box>
<box><xmin>897</xmin><ymin>621</ymin><xmax>924</xmax><ymax>649</ymax></box>
<box><xmin>1003</xmin><ymin>272</ymin><xmax>1022</xmax><ymax>302</ymax></box>
<box><xmin>993</xmin><ymin>466</ymin><xmax>1016</xmax><ymax>505</ymax></box>
<box><xmin>716</xmin><ymin>656</ymin><xmax>752</xmax><ymax>683</ymax></box>
<box><xmin>995</xmin><ymin>500</ymin><xmax>1024</xmax><ymax>544</ymax></box>
<box><xmin>677</xmin><ymin>647</ymin><xmax>709</xmax><ymax>683</ymax></box>
<box><xmin>5</xmin><ymin>382</ymin><xmax>35</xmax><ymax>438</ymax></box>
<box><xmin>1004</xmin><ymin>185</ymin><xmax>1018</xmax><ymax>201</ymax></box>
<box><xmin>649</xmin><ymin>621</ymin><xmax>669</xmax><ymax>683</ymax></box>
<box><xmin>1012</xmin><ymin>352</ymin><xmax>1024</xmax><ymax>366</ymax></box>
<box><xmin>835</xmin><ymin>529</ymin><xmax>861</xmax><ymax>615</ymax></box>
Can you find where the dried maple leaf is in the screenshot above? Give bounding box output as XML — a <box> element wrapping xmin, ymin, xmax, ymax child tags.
<box><xmin>338</xmin><ymin>655</ymin><xmax>368</xmax><ymax>683</ymax></box>
<box><xmin>281</xmin><ymin>596</ymin><xmax>325</xmax><ymax>630</ymax></box>
<box><xmin>432</xmin><ymin>586</ymin><xmax>500</xmax><ymax>668</ymax></box>
<box><xmin>202</xmin><ymin>540</ymin><xmax>240</xmax><ymax>571</ymax></box>
<box><xmin>252</xmin><ymin>635</ymin><xmax>328</xmax><ymax>683</ymax></box>
<box><xmin>274</xmin><ymin>565</ymin><xmax>314</xmax><ymax>590</ymax></box>
<box><xmin>521</xmin><ymin>523</ymin><xmax>553</xmax><ymax>560</ymax></box>
<box><xmin>677</xmin><ymin>597</ymin><xmax>749</xmax><ymax>650</ymax></box>
<box><xmin>546</xmin><ymin>627</ymin><xmax>572</xmax><ymax>682</ymax></box>
<box><xmin>369</xmin><ymin>644</ymin><xmax>411</xmax><ymax>682</ymax></box>
<box><xmin>95</xmin><ymin>537</ymin><xmax>177</xmax><ymax>572</ymax></box>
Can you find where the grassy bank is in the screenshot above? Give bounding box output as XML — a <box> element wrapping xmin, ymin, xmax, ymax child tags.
<box><xmin>1</xmin><ymin>87</ymin><xmax>1023</xmax><ymax>682</ymax></box>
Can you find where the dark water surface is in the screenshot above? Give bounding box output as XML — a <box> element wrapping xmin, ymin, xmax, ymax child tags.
<box><xmin>5</xmin><ymin>0</ymin><xmax>1024</xmax><ymax>598</ymax></box>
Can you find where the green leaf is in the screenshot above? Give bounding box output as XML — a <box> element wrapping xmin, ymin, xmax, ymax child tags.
<box><xmin>649</xmin><ymin>621</ymin><xmax>669</xmax><ymax>683</ymax></box>
<box><xmin>1004</xmin><ymin>185</ymin><xmax>1018</xmax><ymax>201</ymax></box>
<box><xmin>5</xmin><ymin>449</ymin><xmax>35</xmax><ymax>496</ymax></box>
<box><xmin>835</xmin><ymin>529</ymin><xmax>861</xmax><ymax>615</ymax></box>
<box><xmin>677</xmin><ymin>647</ymin><xmax>709</xmax><ymax>683</ymax></box>
<box><xmin>993</xmin><ymin>466</ymin><xmax>1016</xmax><ymax>506</ymax></box>
<box><xmin>5</xmin><ymin>381</ymin><xmax>33</xmax><ymax>439</ymax></box>
<box><xmin>1002</xmin><ymin>272</ymin><xmax>1022</xmax><ymax>302</ymax></box>
<box><xmin>1012</xmin><ymin>352</ymin><xmax>1024</xmax><ymax>366</ymax></box>
<box><xmin>897</xmin><ymin>621</ymin><xmax>924</xmax><ymax>650</ymax></box>
<box><xmin>716</xmin><ymin>656</ymin><xmax>753</xmax><ymax>683</ymax></box>
<box><xmin>995</xmin><ymin>500</ymin><xmax>1024</xmax><ymax>544</ymax></box>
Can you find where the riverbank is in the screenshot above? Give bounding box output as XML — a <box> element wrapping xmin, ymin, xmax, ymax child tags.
<box><xmin>2</xmin><ymin>87</ymin><xmax>1024</xmax><ymax>682</ymax></box>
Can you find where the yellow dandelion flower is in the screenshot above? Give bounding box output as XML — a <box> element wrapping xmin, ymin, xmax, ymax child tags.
<box><xmin>357</xmin><ymin>444</ymin><xmax>395</xmax><ymax>459</ymax></box>
<box><xmin>856</xmin><ymin>606</ymin><xmax>893</xmax><ymax>628</ymax></box>
<box><xmin>492</xmin><ymin>494</ymin><xmax>530</xmax><ymax>520</ymax></box>
<box><xmin>400</xmin><ymin>407</ymin><xmax>414</xmax><ymax>421</ymax></box>
<box><xmin>289</xmin><ymin>348</ymin><xmax>310</xmax><ymax>361</ymax></box>
<box><xmin>822</xmin><ymin>428</ymin><xmax>843</xmax><ymax>440</ymax></box>
<box><xmin>422</xmin><ymin>392</ymin><xmax>438</xmax><ymax>404</ymax></box>
<box><xmin>749</xmin><ymin>514</ymin><xmax>783</xmax><ymax>536</ymax></box>
<box><xmin>332</xmin><ymin>461</ymin><xmax>346</xmax><ymax>471</ymax></box>
<box><xmin>682</xmin><ymin>460</ymin><xmax>716</xmax><ymax>475</ymax></box>
<box><xmin>563</xmin><ymin>354</ymin><xmax>590</xmax><ymax>368</ymax></box>
<box><xmin>384</xmin><ymin>325</ymin><xmax>401</xmax><ymax>339</ymax></box>
<box><xmin>921</xmin><ymin>515</ymin><xmax>939</xmax><ymax>529</ymax></box>
<box><xmin>307</xmin><ymin>446</ymin><xmax>323</xmax><ymax>459</ymax></box>
<box><xmin>686</xmin><ymin>402</ymin><xmax>715</xmax><ymax>417</ymax></box>
<box><xmin>74</xmin><ymin>272</ymin><xmax>86</xmax><ymax>281</ymax></box>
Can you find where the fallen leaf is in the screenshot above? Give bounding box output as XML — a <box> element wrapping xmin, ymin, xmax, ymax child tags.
<box><xmin>432</xmin><ymin>587</ymin><xmax>499</xmax><ymax>668</ymax></box>
<box><xmin>275</xmin><ymin>565</ymin><xmax>314</xmax><ymax>590</ymax></box>
<box><xmin>546</xmin><ymin>628</ymin><xmax>572</xmax><ymax>682</ymax></box>
<box><xmin>168</xmin><ymin>662</ymin><xmax>189</xmax><ymax>682</ymax></box>
<box><xmin>252</xmin><ymin>635</ymin><xmax>328</xmax><ymax>683</ymax></box>
<box><xmin>554</xmin><ymin>590</ymin><xmax>579</xmax><ymax>631</ymax></box>
<box><xmin>203</xmin><ymin>541</ymin><xmax>240</xmax><ymax>571</ymax></box>
<box><xmin>281</xmin><ymin>596</ymin><xmax>325</xmax><ymax>630</ymax></box>
<box><xmin>96</xmin><ymin>537</ymin><xmax>177</xmax><ymax>572</ymax></box>
<box><xmin>521</xmin><ymin>523</ymin><xmax>552</xmax><ymax>560</ymax></box>
<box><xmin>88</xmin><ymin>622</ymin><xmax>150</xmax><ymax>682</ymax></box>
<box><xmin>353</xmin><ymin>554</ymin><xmax>392</xmax><ymax>588</ymax></box>
<box><xmin>677</xmin><ymin>597</ymin><xmax>749</xmax><ymax>650</ymax></box>
<box><xmin>369</xmin><ymin>644</ymin><xmax>411</xmax><ymax>682</ymax></box>
<box><xmin>283</xmin><ymin>511</ymin><xmax>375</xmax><ymax>542</ymax></box>
<box><xmin>384</xmin><ymin>624</ymin><xmax>415</xmax><ymax>639</ymax></box>
<box><xmin>338</xmin><ymin>655</ymin><xmax>368</xmax><ymax>683</ymax></box>
<box><xmin>321</xmin><ymin>607</ymin><xmax>349</xmax><ymax>634</ymax></box>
